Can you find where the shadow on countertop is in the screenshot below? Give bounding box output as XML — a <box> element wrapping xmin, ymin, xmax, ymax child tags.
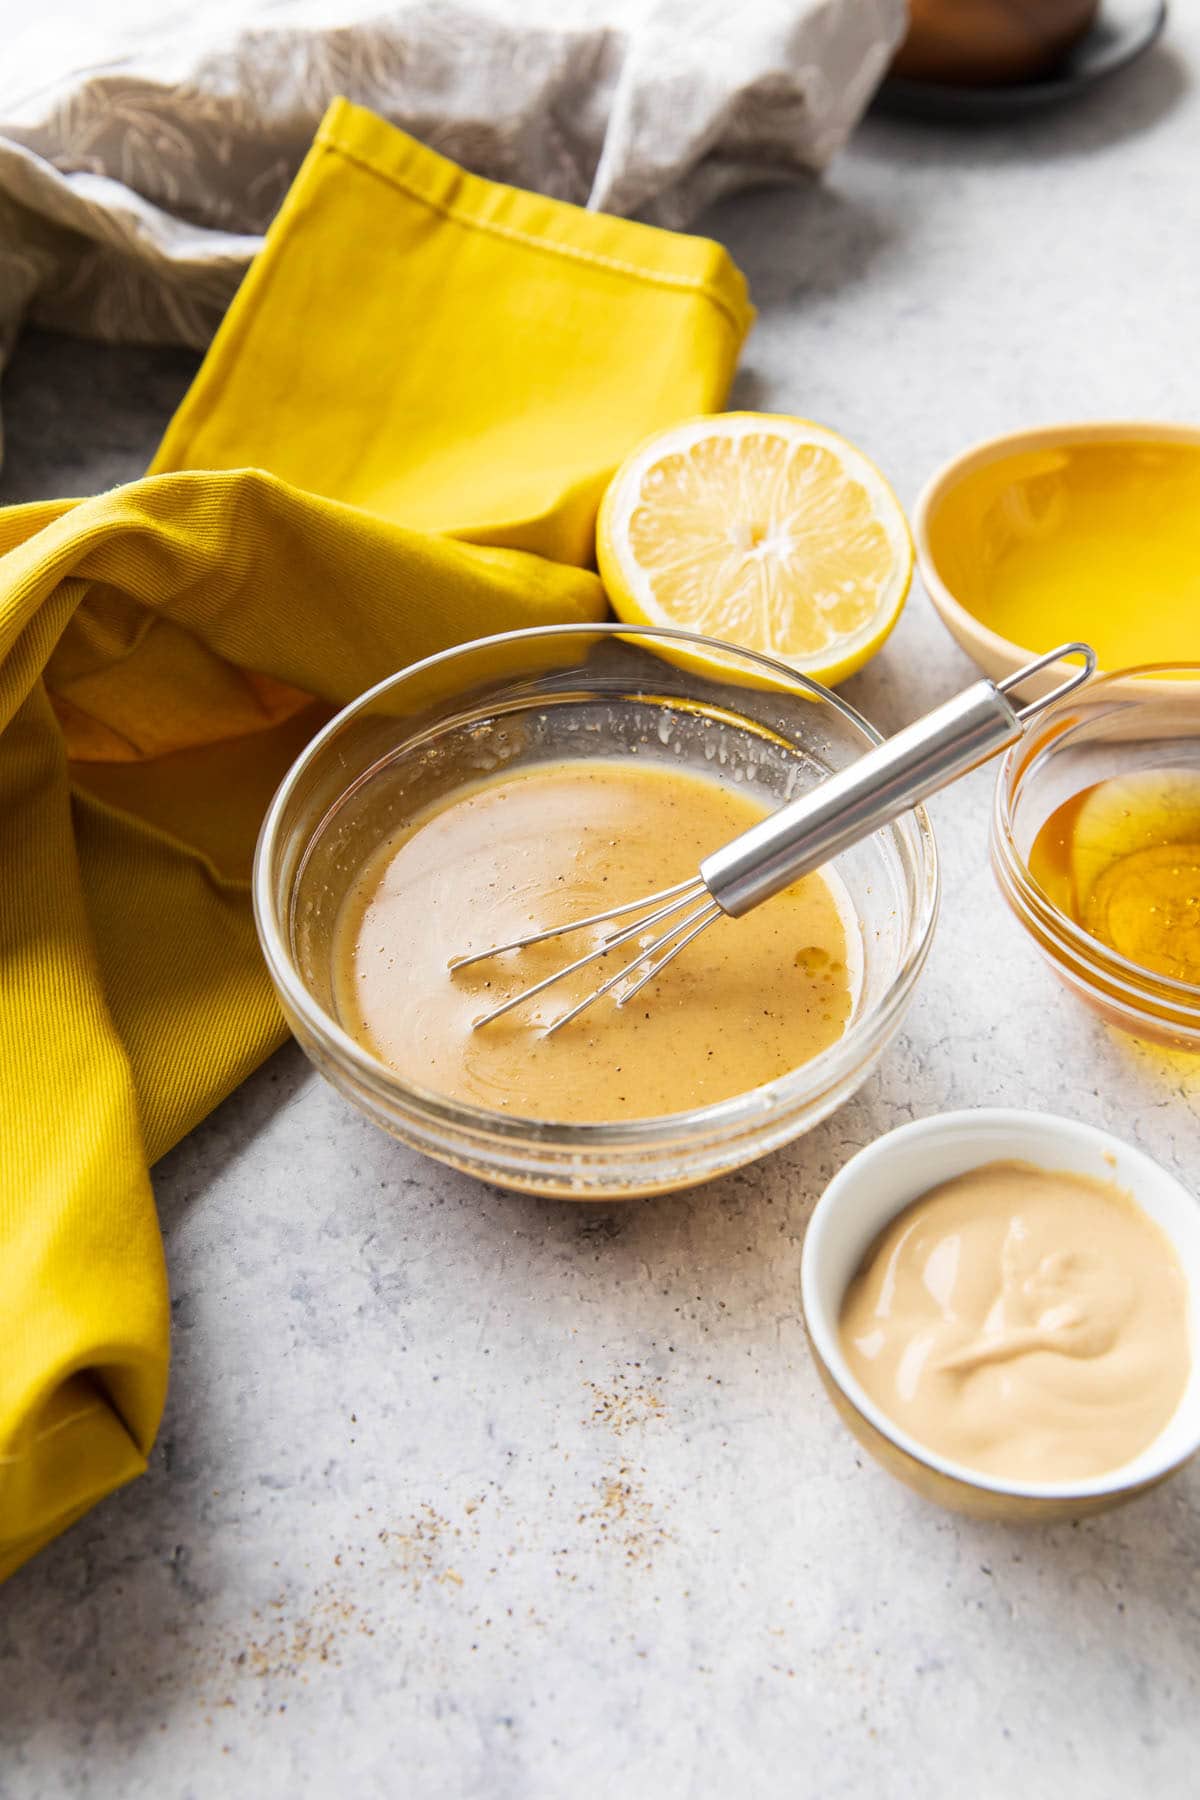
<box><xmin>702</xmin><ymin>177</ymin><xmax>902</xmax><ymax>316</ymax></box>
<box><xmin>859</xmin><ymin>39</ymin><xmax>1190</xmax><ymax>166</ymax></box>
<box><xmin>0</xmin><ymin>331</ymin><xmax>200</xmax><ymax>506</ymax></box>
<box><xmin>691</xmin><ymin>37</ymin><xmax>1188</xmax><ymax>324</ymax></box>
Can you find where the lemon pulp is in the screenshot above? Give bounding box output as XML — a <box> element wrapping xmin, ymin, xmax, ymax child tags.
<box><xmin>597</xmin><ymin>413</ymin><xmax>912</xmax><ymax>686</ymax></box>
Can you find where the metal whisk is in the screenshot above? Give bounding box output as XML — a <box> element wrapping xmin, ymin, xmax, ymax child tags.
<box><xmin>450</xmin><ymin>644</ymin><xmax>1096</xmax><ymax>1034</ymax></box>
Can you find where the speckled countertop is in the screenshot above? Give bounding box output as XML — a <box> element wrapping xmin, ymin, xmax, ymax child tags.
<box><xmin>3</xmin><ymin>26</ymin><xmax>1200</xmax><ymax>1800</ymax></box>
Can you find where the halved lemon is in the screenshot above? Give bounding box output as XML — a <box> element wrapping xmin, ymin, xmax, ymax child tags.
<box><xmin>597</xmin><ymin>413</ymin><xmax>913</xmax><ymax>686</ymax></box>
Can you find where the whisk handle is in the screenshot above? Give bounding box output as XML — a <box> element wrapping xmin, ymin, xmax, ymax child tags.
<box><xmin>701</xmin><ymin>679</ymin><xmax>1021</xmax><ymax>918</ymax></box>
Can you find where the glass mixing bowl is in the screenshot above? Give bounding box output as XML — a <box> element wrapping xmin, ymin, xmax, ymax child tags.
<box><xmin>253</xmin><ymin>624</ymin><xmax>939</xmax><ymax>1198</ymax></box>
<box><xmin>992</xmin><ymin>663</ymin><xmax>1200</xmax><ymax>1051</ymax></box>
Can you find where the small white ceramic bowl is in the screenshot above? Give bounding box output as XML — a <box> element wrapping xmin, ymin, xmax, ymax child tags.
<box><xmin>801</xmin><ymin>1109</ymin><xmax>1200</xmax><ymax>1520</ymax></box>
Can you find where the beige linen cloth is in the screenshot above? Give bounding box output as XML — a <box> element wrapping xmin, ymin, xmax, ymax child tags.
<box><xmin>0</xmin><ymin>0</ymin><xmax>903</xmax><ymax>402</ymax></box>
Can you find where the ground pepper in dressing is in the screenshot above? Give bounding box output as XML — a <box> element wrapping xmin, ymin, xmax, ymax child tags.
<box><xmin>840</xmin><ymin>1160</ymin><xmax>1190</xmax><ymax>1483</ymax></box>
<box><xmin>332</xmin><ymin>757</ymin><xmax>858</xmax><ymax>1123</ymax></box>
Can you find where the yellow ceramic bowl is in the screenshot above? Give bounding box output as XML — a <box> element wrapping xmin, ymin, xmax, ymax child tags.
<box><xmin>801</xmin><ymin>1110</ymin><xmax>1200</xmax><ymax>1521</ymax></box>
<box><xmin>914</xmin><ymin>423</ymin><xmax>1200</xmax><ymax>701</ymax></box>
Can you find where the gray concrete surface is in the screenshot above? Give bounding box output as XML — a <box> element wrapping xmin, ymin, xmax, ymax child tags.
<box><xmin>2</xmin><ymin>21</ymin><xmax>1199</xmax><ymax>1798</ymax></box>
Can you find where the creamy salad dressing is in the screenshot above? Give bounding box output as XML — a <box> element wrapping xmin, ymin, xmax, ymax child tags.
<box><xmin>840</xmin><ymin>1160</ymin><xmax>1191</xmax><ymax>1482</ymax></box>
<box><xmin>332</xmin><ymin>756</ymin><xmax>859</xmax><ymax>1123</ymax></box>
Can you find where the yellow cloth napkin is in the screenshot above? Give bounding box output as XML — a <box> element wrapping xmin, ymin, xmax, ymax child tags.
<box><xmin>0</xmin><ymin>98</ymin><xmax>751</xmax><ymax>1581</ymax></box>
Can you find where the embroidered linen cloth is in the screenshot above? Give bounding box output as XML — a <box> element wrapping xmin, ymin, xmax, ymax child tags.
<box><xmin>0</xmin><ymin>0</ymin><xmax>901</xmax><ymax>407</ymax></box>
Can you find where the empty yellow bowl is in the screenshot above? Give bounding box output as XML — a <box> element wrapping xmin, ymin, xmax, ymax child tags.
<box><xmin>914</xmin><ymin>423</ymin><xmax>1200</xmax><ymax>699</ymax></box>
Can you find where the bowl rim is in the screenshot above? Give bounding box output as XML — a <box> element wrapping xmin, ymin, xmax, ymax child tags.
<box><xmin>990</xmin><ymin>660</ymin><xmax>1200</xmax><ymax>1022</ymax></box>
<box><xmin>912</xmin><ymin>419</ymin><xmax>1200</xmax><ymax>693</ymax></box>
<box><xmin>801</xmin><ymin>1106</ymin><xmax>1200</xmax><ymax>1502</ymax></box>
<box><xmin>252</xmin><ymin>621</ymin><xmax>941</xmax><ymax>1150</ymax></box>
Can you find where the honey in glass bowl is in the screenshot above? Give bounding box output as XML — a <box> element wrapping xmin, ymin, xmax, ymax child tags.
<box><xmin>1028</xmin><ymin>770</ymin><xmax>1200</xmax><ymax>987</ymax></box>
<box><xmin>991</xmin><ymin>665</ymin><xmax>1200</xmax><ymax>1052</ymax></box>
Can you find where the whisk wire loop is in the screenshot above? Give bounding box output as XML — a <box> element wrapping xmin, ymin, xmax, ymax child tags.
<box><xmin>542</xmin><ymin>900</ymin><xmax>723</xmax><ymax>1037</ymax></box>
<box><xmin>615</xmin><ymin>904</ymin><xmax>725</xmax><ymax>1009</ymax></box>
<box><xmin>448</xmin><ymin>875</ymin><xmax>707</xmax><ymax>972</ymax></box>
<box><xmin>464</xmin><ymin>878</ymin><xmax>712</xmax><ymax>1031</ymax></box>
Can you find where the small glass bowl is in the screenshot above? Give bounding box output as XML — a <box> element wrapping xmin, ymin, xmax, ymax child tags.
<box><xmin>253</xmin><ymin>624</ymin><xmax>939</xmax><ymax>1200</ymax></box>
<box><xmin>992</xmin><ymin>663</ymin><xmax>1200</xmax><ymax>1051</ymax></box>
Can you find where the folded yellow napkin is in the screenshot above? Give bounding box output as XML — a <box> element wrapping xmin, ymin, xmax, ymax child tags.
<box><xmin>0</xmin><ymin>98</ymin><xmax>751</xmax><ymax>1581</ymax></box>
